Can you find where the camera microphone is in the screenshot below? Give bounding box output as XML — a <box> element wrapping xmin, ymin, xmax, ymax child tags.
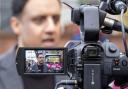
<box><xmin>103</xmin><ymin>17</ymin><xmax>128</xmax><ymax>33</ymax></box>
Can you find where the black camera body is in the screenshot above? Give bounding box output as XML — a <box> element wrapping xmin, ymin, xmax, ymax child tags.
<box><xmin>66</xmin><ymin>40</ymin><xmax>128</xmax><ymax>89</ymax></box>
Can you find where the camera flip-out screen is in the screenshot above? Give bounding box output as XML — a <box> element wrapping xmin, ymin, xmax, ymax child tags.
<box><xmin>16</xmin><ymin>48</ymin><xmax>67</xmax><ymax>75</ymax></box>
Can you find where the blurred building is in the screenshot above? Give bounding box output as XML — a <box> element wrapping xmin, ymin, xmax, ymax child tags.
<box><xmin>0</xmin><ymin>31</ymin><xmax>16</xmax><ymax>54</ymax></box>
<box><xmin>60</xmin><ymin>0</ymin><xmax>79</xmax><ymax>28</ymax></box>
<box><xmin>0</xmin><ymin>0</ymin><xmax>16</xmax><ymax>54</ymax></box>
<box><xmin>0</xmin><ymin>0</ymin><xmax>13</xmax><ymax>32</ymax></box>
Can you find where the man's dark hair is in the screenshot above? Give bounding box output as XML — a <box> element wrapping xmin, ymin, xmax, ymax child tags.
<box><xmin>12</xmin><ymin>0</ymin><xmax>28</xmax><ymax>16</ymax></box>
<box><xmin>12</xmin><ymin>0</ymin><xmax>61</xmax><ymax>16</ymax></box>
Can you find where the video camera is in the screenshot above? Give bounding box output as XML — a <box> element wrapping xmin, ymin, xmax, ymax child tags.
<box><xmin>16</xmin><ymin>0</ymin><xmax>128</xmax><ymax>89</ymax></box>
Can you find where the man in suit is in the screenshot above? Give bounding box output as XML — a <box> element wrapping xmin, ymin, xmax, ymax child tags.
<box><xmin>31</xmin><ymin>53</ymin><xmax>48</xmax><ymax>73</ymax></box>
<box><xmin>0</xmin><ymin>0</ymin><xmax>62</xmax><ymax>89</ymax></box>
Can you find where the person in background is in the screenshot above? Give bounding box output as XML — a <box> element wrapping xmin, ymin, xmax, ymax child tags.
<box><xmin>0</xmin><ymin>0</ymin><xmax>61</xmax><ymax>89</ymax></box>
<box><xmin>31</xmin><ymin>53</ymin><xmax>47</xmax><ymax>73</ymax></box>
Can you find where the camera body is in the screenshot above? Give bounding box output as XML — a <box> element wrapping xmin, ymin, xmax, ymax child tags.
<box><xmin>16</xmin><ymin>41</ymin><xmax>128</xmax><ymax>88</ymax></box>
<box><xmin>66</xmin><ymin>40</ymin><xmax>128</xmax><ymax>89</ymax></box>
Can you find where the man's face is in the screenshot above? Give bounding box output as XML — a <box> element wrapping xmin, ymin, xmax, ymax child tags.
<box><xmin>11</xmin><ymin>0</ymin><xmax>61</xmax><ymax>47</ymax></box>
<box><xmin>37</xmin><ymin>54</ymin><xmax>44</xmax><ymax>65</ymax></box>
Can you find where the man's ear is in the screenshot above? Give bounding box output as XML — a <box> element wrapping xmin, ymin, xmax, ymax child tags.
<box><xmin>10</xmin><ymin>16</ymin><xmax>21</xmax><ymax>35</ymax></box>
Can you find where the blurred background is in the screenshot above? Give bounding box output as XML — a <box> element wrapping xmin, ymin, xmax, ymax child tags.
<box><xmin>0</xmin><ymin>0</ymin><xmax>128</xmax><ymax>54</ymax></box>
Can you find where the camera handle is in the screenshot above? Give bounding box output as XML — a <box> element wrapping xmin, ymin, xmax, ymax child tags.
<box><xmin>78</xmin><ymin>5</ymin><xmax>100</xmax><ymax>43</ymax></box>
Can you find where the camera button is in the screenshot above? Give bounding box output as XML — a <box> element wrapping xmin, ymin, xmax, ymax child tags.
<box><xmin>114</xmin><ymin>59</ymin><xmax>120</xmax><ymax>66</ymax></box>
<box><xmin>122</xmin><ymin>60</ymin><xmax>127</xmax><ymax>66</ymax></box>
<box><xmin>109</xmin><ymin>45</ymin><xmax>117</xmax><ymax>53</ymax></box>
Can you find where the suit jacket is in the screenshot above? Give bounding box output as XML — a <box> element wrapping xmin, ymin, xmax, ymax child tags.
<box><xmin>0</xmin><ymin>46</ymin><xmax>24</xmax><ymax>89</ymax></box>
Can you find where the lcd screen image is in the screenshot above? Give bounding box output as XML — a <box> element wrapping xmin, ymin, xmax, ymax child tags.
<box><xmin>25</xmin><ymin>50</ymin><xmax>64</xmax><ymax>73</ymax></box>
